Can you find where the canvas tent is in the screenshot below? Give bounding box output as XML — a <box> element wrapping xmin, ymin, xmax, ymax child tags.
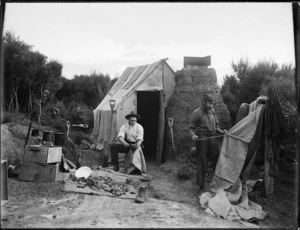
<box><xmin>92</xmin><ymin>58</ymin><xmax>175</xmax><ymax>163</ymax></box>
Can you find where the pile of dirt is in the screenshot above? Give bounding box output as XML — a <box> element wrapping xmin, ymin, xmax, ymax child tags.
<box><xmin>147</xmin><ymin>153</ymin><xmax>200</xmax><ymax>205</ymax></box>
<box><xmin>1</xmin><ymin>123</ymin><xmax>30</xmax><ymax>164</ymax></box>
<box><xmin>177</xmin><ymin>165</ymin><xmax>193</xmax><ymax>179</ymax></box>
<box><xmin>165</xmin><ymin>65</ymin><xmax>231</xmax><ymax>156</ymax></box>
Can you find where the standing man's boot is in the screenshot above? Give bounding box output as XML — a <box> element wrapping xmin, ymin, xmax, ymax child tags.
<box><xmin>135</xmin><ymin>186</ymin><xmax>147</xmax><ymax>203</ymax></box>
<box><xmin>113</xmin><ymin>163</ymin><xmax>119</xmax><ymax>171</ymax></box>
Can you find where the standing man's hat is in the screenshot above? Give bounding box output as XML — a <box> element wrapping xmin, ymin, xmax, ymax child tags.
<box><xmin>125</xmin><ymin>111</ymin><xmax>141</xmax><ymax>120</ymax></box>
<box><xmin>203</xmin><ymin>94</ymin><xmax>215</xmax><ymax>104</ymax></box>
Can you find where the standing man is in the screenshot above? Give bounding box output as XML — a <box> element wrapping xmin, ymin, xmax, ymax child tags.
<box><xmin>110</xmin><ymin>111</ymin><xmax>146</xmax><ymax>174</ymax></box>
<box><xmin>189</xmin><ymin>94</ymin><xmax>227</xmax><ymax>190</ymax></box>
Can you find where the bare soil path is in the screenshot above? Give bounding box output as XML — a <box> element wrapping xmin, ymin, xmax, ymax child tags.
<box><xmin>1</xmin><ymin>176</ymin><xmax>246</xmax><ymax>228</ymax></box>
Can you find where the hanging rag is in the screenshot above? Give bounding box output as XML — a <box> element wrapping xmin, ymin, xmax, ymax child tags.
<box><xmin>265</xmin><ymin>85</ymin><xmax>285</xmax><ymax>177</ymax></box>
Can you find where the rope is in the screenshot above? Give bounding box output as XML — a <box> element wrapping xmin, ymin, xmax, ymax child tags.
<box><xmin>195</xmin><ymin>134</ymin><xmax>226</xmax><ymax>141</ymax></box>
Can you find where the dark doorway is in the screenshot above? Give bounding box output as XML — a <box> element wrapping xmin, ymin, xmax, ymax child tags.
<box><xmin>137</xmin><ymin>91</ymin><xmax>160</xmax><ymax>160</ymax></box>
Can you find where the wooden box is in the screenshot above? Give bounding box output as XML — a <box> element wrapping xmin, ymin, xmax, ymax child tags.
<box><xmin>24</xmin><ymin>145</ymin><xmax>62</xmax><ymax>164</ymax></box>
<box><xmin>1</xmin><ymin>160</ymin><xmax>8</xmax><ymax>200</ymax></box>
<box><xmin>18</xmin><ymin>162</ymin><xmax>60</xmax><ymax>182</ymax></box>
<box><xmin>79</xmin><ymin>149</ymin><xmax>103</xmax><ymax>168</ymax></box>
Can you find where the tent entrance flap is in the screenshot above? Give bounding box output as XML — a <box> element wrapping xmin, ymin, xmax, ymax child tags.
<box><xmin>137</xmin><ymin>91</ymin><xmax>160</xmax><ymax>160</ymax></box>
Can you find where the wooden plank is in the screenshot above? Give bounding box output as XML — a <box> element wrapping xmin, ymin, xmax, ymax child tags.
<box><xmin>156</xmin><ymin>91</ymin><xmax>165</xmax><ymax>164</ymax></box>
<box><xmin>100</xmin><ymin>168</ymin><xmax>153</xmax><ymax>181</ymax></box>
<box><xmin>18</xmin><ymin>162</ymin><xmax>59</xmax><ymax>182</ymax></box>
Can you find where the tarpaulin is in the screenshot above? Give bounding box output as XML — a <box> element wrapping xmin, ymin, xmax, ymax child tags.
<box><xmin>214</xmin><ymin>105</ymin><xmax>264</xmax><ymax>184</ymax></box>
<box><xmin>199</xmin><ymin>104</ymin><xmax>266</xmax><ymax>222</ymax></box>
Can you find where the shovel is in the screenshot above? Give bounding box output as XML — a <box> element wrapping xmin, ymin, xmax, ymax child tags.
<box><xmin>168</xmin><ymin>118</ymin><xmax>176</xmax><ymax>156</ymax></box>
<box><xmin>72</xmin><ymin>124</ymin><xmax>89</xmax><ymax>129</ymax></box>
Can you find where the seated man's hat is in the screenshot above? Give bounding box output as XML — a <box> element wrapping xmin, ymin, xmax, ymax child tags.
<box><xmin>125</xmin><ymin>111</ymin><xmax>141</xmax><ymax>120</ymax></box>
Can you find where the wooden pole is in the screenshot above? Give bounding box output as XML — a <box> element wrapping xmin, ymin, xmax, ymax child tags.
<box><xmin>264</xmin><ymin>102</ymin><xmax>270</xmax><ymax>197</ymax></box>
<box><xmin>264</xmin><ymin>101</ymin><xmax>274</xmax><ymax>197</ymax></box>
<box><xmin>292</xmin><ymin>2</ymin><xmax>300</xmax><ymax>209</ymax></box>
<box><xmin>156</xmin><ymin>91</ymin><xmax>165</xmax><ymax>164</ymax></box>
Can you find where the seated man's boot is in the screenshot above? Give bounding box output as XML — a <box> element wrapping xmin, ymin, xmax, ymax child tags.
<box><xmin>135</xmin><ymin>186</ymin><xmax>147</xmax><ymax>203</ymax></box>
<box><xmin>113</xmin><ymin>163</ymin><xmax>119</xmax><ymax>172</ymax></box>
<box><xmin>102</xmin><ymin>155</ymin><xmax>109</xmax><ymax>168</ymax></box>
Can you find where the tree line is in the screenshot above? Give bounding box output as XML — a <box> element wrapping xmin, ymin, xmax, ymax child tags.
<box><xmin>1</xmin><ymin>31</ymin><xmax>117</xmax><ymax>126</ymax></box>
<box><xmin>2</xmin><ymin>31</ymin><xmax>63</xmax><ymax>113</ymax></box>
<box><xmin>221</xmin><ymin>58</ymin><xmax>295</xmax><ymax>125</ymax></box>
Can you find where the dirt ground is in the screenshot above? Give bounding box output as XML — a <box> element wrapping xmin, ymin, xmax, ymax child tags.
<box><xmin>1</xmin><ymin>121</ymin><xmax>298</xmax><ymax>228</ymax></box>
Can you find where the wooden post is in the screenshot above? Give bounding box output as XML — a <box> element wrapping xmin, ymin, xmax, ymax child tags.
<box><xmin>156</xmin><ymin>91</ymin><xmax>165</xmax><ymax>164</ymax></box>
<box><xmin>264</xmin><ymin>101</ymin><xmax>274</xmax><ymax>197</ymax></box>
<box><xmin>292</xmin><ymin>2</ymin><xmax>300</xmax><ymax>207</ymax></box>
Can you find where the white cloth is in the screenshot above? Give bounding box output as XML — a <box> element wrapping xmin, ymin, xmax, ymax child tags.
<box><xmin>125</xmin><ymin>146</ymin><xmax>147</xmax><ymax>174</ymax></box>
<box><xmin>117</xmin><ymin>123</ymin><xmax>144</xmax><ymax>142</ymax></box>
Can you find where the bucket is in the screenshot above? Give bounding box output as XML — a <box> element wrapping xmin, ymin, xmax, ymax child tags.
<box><xmin>43</xmin><ymin>131</ymin><xmax>55</xmax><ymax>143</ymax></box>
<box><xmin>54</xmin><ymin>132</ymin><xmax>65</xmax><ymax>146</ymax></box>
<box><xmin>1</xmin><ymin>160</ymin><xmax>8</xmax><ymax>201</ymax></box>
<box><xmin>31</xmin><ymin>128</ymin><xmax>40</xmax><ymax>137</ymax></box>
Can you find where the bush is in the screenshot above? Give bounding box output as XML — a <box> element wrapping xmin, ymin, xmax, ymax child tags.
<box><xmin>69</xmin><ymin>131</ymin><xmax>96</xmax><ymax>146</ymax></box>
<box><xmin>68</xmin><ymin>103</ymin><xmax>94</xmax><ymax>132</ymax></box>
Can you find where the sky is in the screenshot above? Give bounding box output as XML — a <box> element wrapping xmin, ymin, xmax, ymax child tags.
<box><xmin>3</xmin><ymin>2</ymin><xmax>296</xmax><ymax>85</ymax></box>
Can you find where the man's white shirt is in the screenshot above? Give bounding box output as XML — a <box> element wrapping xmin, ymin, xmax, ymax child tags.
<box><xmin>117</xmin><ymin>123</ymin><xmax>144</xmax><ymax>142</ymax></box>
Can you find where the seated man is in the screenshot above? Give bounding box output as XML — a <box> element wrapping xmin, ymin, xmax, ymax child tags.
<box><xmin>110</xmin><ymin>111</ymin><xmax>147</xmax><ymax>174</ymax></box>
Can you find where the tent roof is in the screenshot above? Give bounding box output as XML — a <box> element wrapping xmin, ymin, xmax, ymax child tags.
<box><xmin>94</xmin><ymin>58</ymin><xmax>174</xmax><ymax>112</ymax></box>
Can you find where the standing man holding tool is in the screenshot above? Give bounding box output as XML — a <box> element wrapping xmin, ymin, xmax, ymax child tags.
<box><xmin>189</xmin><ymin>94</ymin><xmax>227</xmax><ymax>191</ymax></box>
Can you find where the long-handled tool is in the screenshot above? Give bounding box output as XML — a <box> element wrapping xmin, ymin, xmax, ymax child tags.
<box><xmin>71</xmin><ymin>124</ymin><xmax>88</xmax><ymax>129</ymax></box>
<box><xmin>168</xmin><ymin>118</ymin><xmax>176</xmax><ymax>156</ymax></box>
<box><xmin>24</xmin><ymin>120</ymin><xmax>33</xmax><ymax>148</ymax></box>
<box><xmin>103</xmin><ymin>100</ymin><xmax>116</xmax><ymax>168</ymax></box>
